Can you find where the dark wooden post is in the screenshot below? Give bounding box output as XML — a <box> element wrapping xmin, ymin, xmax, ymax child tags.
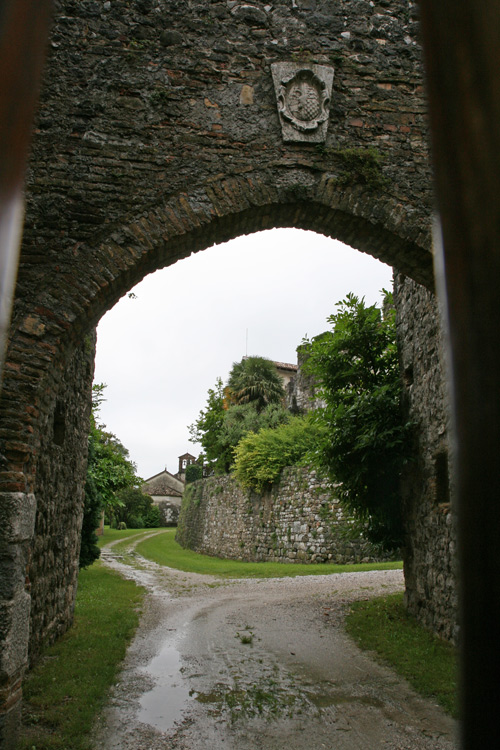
<box><xmin>417</xmin><ymin>2</ymin><xmax>500</xmax><ymax>747</ymax></box>
<box><xmin>0</xmin><ymin>0</ymin><xmax>53</xmax><ymax>381</ymax></box>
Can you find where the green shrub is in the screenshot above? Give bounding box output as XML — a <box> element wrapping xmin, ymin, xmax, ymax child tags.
<box><xmin>144</xmin><ymin>505</ymin><xmax>163</xmax><ymax>528</ymax></box>
<box><xmin>232</xmin><ymin>415</ymin><xmax>324</xmax><ymax>493</ymax></box>
<box><xmin>127</xmin><ymin>514</ymin><xmax>144</xmax><ymax>529</ymax></box>
<box><xmin>79</xmin><ymin>474</ymin><xmax>102</xmax><ymax>569</ymax></box>
<box><xmin>188</xmin><ymin>374</ymin><xmax>290</xmax><ymax>475</ymax></box>
<box><xmin>185</xmin><ymin>463</ymin><xmax>203</xmax><ymax>483</ymax></box>
<box><xmin>302</xmin><ymin>293</ymin><xmax>411</xmax><ymax>550</ymax></box>
<box><xmin>114</xmin><ymin>487</ymin><xmax>153</xmax><ymax>528</ymax></box>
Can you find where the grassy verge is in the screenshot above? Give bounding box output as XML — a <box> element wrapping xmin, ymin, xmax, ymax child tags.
<box><xmin>136</xmin><ymin>528</ymin><xmax>403</xmax><ymax>578</ymax></box>
<box><xmin>18</xmin><ymin>562</ymin><xmax>145</xmax><ymax>750</ymax></box>
<box><xmin>345</xmin><ymin>592</ymin><xmax>458</xmax><ymax>717</ymax></box>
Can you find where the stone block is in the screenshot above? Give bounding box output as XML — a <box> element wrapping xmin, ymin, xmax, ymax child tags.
<box><xmin>0</xmin><ymin>494</ymin><xmax>36</xmax><ymax>544</ymax></box>
<box><xmin>0</xmin><ymin>591</ymin><xmax>31</xmax><ymax>681</ymax></box>
<box><xmin>271</xmin><ymin>62</ymin><xmax>334</xmax><ymax>143</ymax></box>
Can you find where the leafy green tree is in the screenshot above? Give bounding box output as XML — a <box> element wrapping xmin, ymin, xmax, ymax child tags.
<box><xmin>79</xmin><ymin>447</ymin><xmax>102</xmax><ymax>569</ymax></box>
<box><xmin>233</xmin><ymin>414</ymin><xmax>324</xmax><ymax>493</ymax></box>
<box><xmin>302</xmin><ymin>292</ymin><xmax>410</xmax><ymax>550</ymax></box>
<box><xmin>80</xmin><ymin>384</ymin><xmax>142</xmax><ymax>567</ymax></box>
<box><xmin>216</xmin><ymin>402</ymin><xmax>291</xmax><ymax>471</ymax></box>
<box><xmin>87</xmin><ymin>421</ymin><xmax>140</xmax><ymax>511</ymax></box>
<box><xmin>185</xmin><ymin>463</ymin><xmax>203</xmax><ymax>483</ymax></box>
<box><xmin>226</xmin><ymin>356</ymin><xmax>285</xmax><ymax>412</ymax></box>
<box><xmin>189</xmin><ymin>379</ymin><xmax>290</xmax><ymax>475</ymax></box>
<box><xmin>114</xmin><ymin>487</ymin><xmax>153</xmax><ymax>528</ymax></box>
<box><xmin>188</xmin><ymin>377</ymin><xmax>227</xmax><ymax>472</ymax></box>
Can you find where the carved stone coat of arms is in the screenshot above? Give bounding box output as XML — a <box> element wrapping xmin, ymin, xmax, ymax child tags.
<box><xmin>271</xmin><ymin>62</ymin><xmax>334</xmax><ymax>143</ymax></box>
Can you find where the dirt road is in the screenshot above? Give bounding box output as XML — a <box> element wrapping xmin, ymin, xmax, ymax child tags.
<box><xmin>94</xmin><ymin>536</ymin><xmax>457</xmax><ymax>750</ymax></box>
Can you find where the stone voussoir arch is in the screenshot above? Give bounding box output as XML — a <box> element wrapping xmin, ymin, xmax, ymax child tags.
<box><xmin>0</xmin><ymin>0</ymin><xmax>437</xmax><ymax>744</ymax></box>
<box><xmin>2</xmin><ymin>171</ymin><xmax>433</xmax><ymax>493</ymax></box>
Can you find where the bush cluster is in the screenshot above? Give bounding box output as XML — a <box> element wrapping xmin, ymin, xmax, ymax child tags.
<box><xmin>232</xmin><ymin>416</ymin><xmax>324</xmax><ymax>493</ymax></box>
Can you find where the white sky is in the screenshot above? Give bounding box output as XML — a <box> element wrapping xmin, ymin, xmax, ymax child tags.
<box><xmin>93</xmin><ymin>228</ymin><xmax>393</xmax><ymax>480</ymax></box>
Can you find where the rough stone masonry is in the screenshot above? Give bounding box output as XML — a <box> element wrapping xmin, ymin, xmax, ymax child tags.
<box><xmin>176</xmin><ymin>468</ymin><xmax>393</xmax><ymax>565</ymax></box>
<box><xmin>0</xmin><ymin>1</ymin><xmax>453</xmax><ymax>745</ymax></box>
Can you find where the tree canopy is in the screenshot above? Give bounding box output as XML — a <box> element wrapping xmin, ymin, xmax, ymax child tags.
<box><xmin>302</xmin><ymin>292</ymin><xmax>410</xmax><ymax>550</ymax></box>
<box><xmin>80</xmin><ymin>384</ymin><xmax>143</xmax><ymax>568</ymax></box>
<box><xmin>188</xmin><ymin>358</ymin><xmax>289</xmax><ymax>474</ymax></box>
<box><xmin>226</xmin><ymin>356</ymin><xmax>285</xmax><ymax>412</ymax></box>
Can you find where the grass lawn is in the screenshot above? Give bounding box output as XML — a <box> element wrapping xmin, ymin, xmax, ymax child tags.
<box><xmin>345</xmin><ymin>592</ymin><xmax>458</xmax><ymax>717</ymax></box>
<box><xmin>135</xmin><ymin>528</ymin><xmax>403</xmax><ymax>578</ymax></box>
<box><xmin>18</xmin><ymin>562</ymin><xmax>145</xmax><ymax>750</ymax></box>
<box><xmin>96</xmin><ymin>526</ymin><xmax>153</xmax><ymax>547</ymax></box>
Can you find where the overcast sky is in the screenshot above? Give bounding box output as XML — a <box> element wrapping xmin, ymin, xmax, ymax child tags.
<box><xmin>93</xmin><ymin>228</ymin><xmax>393</xmax><ymax>480</ymax></box>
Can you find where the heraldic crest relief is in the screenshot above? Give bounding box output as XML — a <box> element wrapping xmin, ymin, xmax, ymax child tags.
<box><xmin>271</xmin><ymin>62</ymin><xmax>334</xmax><ymax>143</ymax></box>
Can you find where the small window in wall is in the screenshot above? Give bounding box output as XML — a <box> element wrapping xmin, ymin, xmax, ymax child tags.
<box><xmin>53</xmin><ymin>401</ymin><xmax>66</xmax><ymax>446</ymax></box>
<box><xmin>435</xmin><ymin>450</ymin><xmax>450</xmax><ymax>506</ymax></box>
<box><xmin>404</xmin><ymin>364</ymin><xmax>414</xmax><ymax>387</ymax></box>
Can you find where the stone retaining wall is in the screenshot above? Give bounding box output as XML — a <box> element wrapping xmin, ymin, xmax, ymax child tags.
<box><xmin>176</xmin><ymin>467</ymin><xmax>390</xmax><ymax>564</ymax></box>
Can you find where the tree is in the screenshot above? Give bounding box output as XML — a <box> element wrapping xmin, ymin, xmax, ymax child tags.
<box><xmin>87</xmin><ymin>419</ymin><xmax>141</xmax><ymax>512</ymax></box>
<box><xmin>189</xmin><ymin>378</ymin><xmax>290</xmax><ymax>475</ymax></box>
<box><xmin>80</xmin><ymin>384</ymin><xmax>142</xmax><ymax>567</ymax></box>
<box><xmin>185</xmin><ymin>463</ymin><xmax>203</xmax><ymax>483</ymax></box>
<box><xmin>216</xmin><ymin>402</ymin><xmax>291</xmax><ymax>471</ymax></box>
<box><xmin>226</xmin><ymin>356</ymin><xmax>285</xmax><ymax>412</ymax></box>
<box><xmin>79</xmin><ymin>443</ymin><xmax>102</xmax><ymax>569</ymax></box>
<box><xmin>113</xmin><ymin>486</ymin><xmax>153</xmax><ymax>528</ymax></box>
<box><xmin>302</xmin><ymin>293</ymin><xmax>410</xmax><ymax>550</ymax></box>
<box><xmin>188</xmin><ymin>377</ymin><xmax>227</xmax><ymax>472</ymax></box>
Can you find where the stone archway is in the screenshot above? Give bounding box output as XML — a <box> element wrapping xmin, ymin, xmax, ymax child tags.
<box><xmin>0</xmin><ymin>0</ymin><xmax>438</xmax><ymax>741</ymax></box>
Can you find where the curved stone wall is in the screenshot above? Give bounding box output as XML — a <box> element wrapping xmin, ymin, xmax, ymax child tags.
<box><xmin>176</xmin><ymin>468</ymin><xmax>391</xmax><ymax>565</ymax></box>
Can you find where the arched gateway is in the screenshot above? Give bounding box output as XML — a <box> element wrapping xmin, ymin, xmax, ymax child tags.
<box><xmin>1</xmin><ymin>0</ymin><xmax>440</xmax><ymax>742</ymax></box>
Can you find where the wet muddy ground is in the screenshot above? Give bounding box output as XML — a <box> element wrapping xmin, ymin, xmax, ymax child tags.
<box><xmin>94</xmin><ymin>535</ymin><xmax>458</xmax><ymax>750</ymax></box>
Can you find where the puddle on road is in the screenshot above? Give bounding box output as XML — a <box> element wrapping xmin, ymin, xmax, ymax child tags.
<box><xmin>138</xmin><ymin>640</ymin><xmax>193</xmax><ymax>732</ymax></box>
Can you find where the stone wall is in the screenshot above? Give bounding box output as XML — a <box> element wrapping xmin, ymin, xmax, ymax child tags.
<box><xmin>394</xmin><ymin>273</ymin><xmax>458</xmax><ymax>642</ymax></box>
<box><xmin>176</xmin><ymin>468</ymin><xmax>390</xmax><ymax>564</ymax></box>
<box><xmin>286</xmin><ymin>342</ymin><xmax>326</xmax><ymax>413</ymax></box>
<box><xmin>0</xmin><ymin>333</ymin><xmax>94</xmax><ymax>744</ymax></box>
<box><xmin>28</xmin><ymin>334</ymin><xmax>95</xmax><ymax>664</ymax></box>
<box><xmin>156</xmin><ymin>500</ymin><xmax>180</xmax><ymax>526</ymax></box>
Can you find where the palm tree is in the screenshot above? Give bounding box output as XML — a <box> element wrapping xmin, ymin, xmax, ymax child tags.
<box><xmin>226</xmin><ymin>356</ymin><xmax>285</xmax><ymax>412</ymax></box>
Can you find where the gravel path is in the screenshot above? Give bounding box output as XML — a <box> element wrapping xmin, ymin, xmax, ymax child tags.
<box><xmin>93</xmin><ymin>535</ymin><xmax>458</xmax><ymax>750</ymax></box>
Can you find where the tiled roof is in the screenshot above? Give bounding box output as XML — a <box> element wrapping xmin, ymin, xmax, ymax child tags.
<box><xmin>273</xmin><ymin>361</ymin><xmax>298</xmax><ymax>372</ymax></box>
<box><xmin>143</xmin><ymin>480</ymin><xmax>183</xmax><ymax>498</ymax></box>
